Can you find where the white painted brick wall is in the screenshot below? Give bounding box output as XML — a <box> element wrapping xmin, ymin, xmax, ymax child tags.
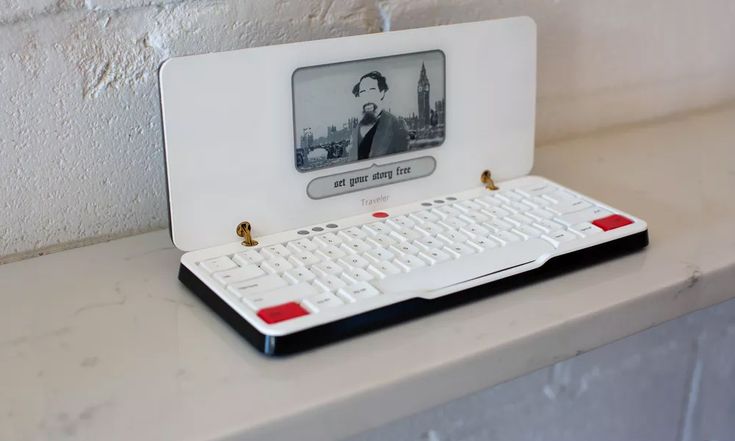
<box><xmin>1</xmin><ymin>0</ymin><xmax>734</xmax><ymax>262</ymax></box>
<box><xmin>0</xmin><ymin>0</ymin><xmax>82</xmax><ymax>23</ymax></box>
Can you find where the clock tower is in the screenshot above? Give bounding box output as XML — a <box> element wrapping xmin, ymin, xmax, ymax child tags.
<box><xmin>417</xmin><ymin>62</ymin><xmax>431</xmax><ymax>127</ymax></box>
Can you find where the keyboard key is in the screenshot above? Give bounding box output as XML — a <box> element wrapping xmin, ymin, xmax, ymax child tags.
<box><xmin>444</xmin><ymin>243</ymin><xmax>477</xmax><ymax>258</ymax></box>
<box><xmin>302</xmin><ymin>292</ymin><xmax>345</xmax><ymax>312</ymax></box>
<box><xmin>514</xmin><ymin>225</ymin><xmax>543</xmax><ymax>239</ymax></box>
<box><xmin>286</xmin><ymin>238</ymin><xmax>317</xmax><ymax>253</ymax></box>
<box><xmin>284</xmin><ymin>267</ymin><xmax>317</xmax><ymax>284</ymax></box>
<box><xmin>389</xmin><ymin>228</ymin><xmax>422</xmax><ymax>242</ymax></box>
<box><xmin>418</xmin><ymin>248</ymin><xmax>452</xmax><ymax>265</ymax></box>
<box><xmin>439</xmin><ymin>217</ymin><xmax>469</xmax><ymax>230</ymax></box>
<box><xmin>505</xmin><ymin>200</ymin><xmax>530</xmax><ymax>211</ymax></box>
<box><xmin>555</xmin><ymin>206</ymin><xmax>612</xmax><ymax>226</ymax></box>
<box><xmin>261</xmin><ymin>244</ymin><xmax>291</xmax><ymax>260</ymax></box>
<box><xmin>365</xmin><ymin>234</ymin><xmax>396</xmax><ymax>248</ymax></box>
<box><xmin>571</xmin><ymin>222</ymin><xmax>604</xmax><ymax>236</ymax></box>
<box><xmin>314</xmin><ymin>275</ymin><xmax>347</xmax><ymax>292</ymax></box>
<box><xmin>543</xmin><ymin>190</ymin><xmax>578</xmax><ymax>204</ymax></box>
<box><xmin>288</xmin><ymin>251</ymin><xmax>321</xmax><ymax>267</ymax></box>
<box><xmin>338</xmin><ymin>254</ymin><xmax>370</xmax><ymax>269</ymax></box>
<box><xmin>338</xmin><ymin>283</ymin><xmax>381</xmax><ymax>302</ymax></box>
<box><xmin>213</xmin><ymin>265</ymin><xmax>265</xmax><ymax>285</ymax></box>
<box><xmin>386</xmin><ymin>216</ymin><xmax>416</xmax><ymax>229</ymax></box>
<box><xmin>367</xmin><ymin>261</ymin><xmax>402</xmax><ymax>278</ymax></box>
<box><xmin>465</xmin><ymin>240</ymin><xmax>488</xmax><ymax>252</ymax></box>
<box><xmin>592</xmin><ymin>214</ymin><xmax>633</xmax><ymax>231</ymax></box>
<box><xmin>233</xmin><ymin>250</ymin><xmax>264</xmax><ymax>266</ymax></box>
<box><xmin>434</xmin><ymin>206</ymin><xmax>462</xmax><ymax>218</ymax></box>
<box><xmin>395</xmin><ymin>255</ymin><xmax>427</xmax><ymax>271</ymax></box>
<box><xmin>542</xmin><ymin>230</ymin><xmax>580</xmax><ymax>247</ymax></box>
<box><xmin>261</xmin><ymin>256</ymin><xmax>293</xmax><ymax>274</ymax></box>
<box><xmin>461</xmin><ymin>224</ymin><xmax>491</xmax><ymax>238</ymax></box>
<box><xmin>492</xmin><ymin>192</ymin><xmax>512</xmax><ymax>204</ymax></box>
<box><xmin>316</xmin><ymin>245</ymin><xmax>346</xmax><ymax>260</ymax></box>
<box><xmin>257</xmin><ymin>302</ymin><xmax>309</xmax><ymax>324</ymax></box>
<box><xmin>507</xmin><ymin>213</ymin><xmax>535</xmax><ymax>226</ymax></box>
<box><xmin>200</xmin><ymin>256</ymin><xmax>237</xmax><ymax>273</ymax></box>
<box><xmin>459</xmin><ymin>212</ymin><xmax>490</xmax><ymax>224</ymax></box>
<box><xmin>485</xmin><ymin>218</ymin><xmax>514</xmax><ymax>232</ymax></box>
<box><xmin>496</xmin><ymin>190</ymin><xmax>524</xmax><ymax>202</ymax></box>
<box><xmin>532</xmin><ymin>219</ymin><xmax>565</xmax><ymax>234</ymax></box>
<box><xmin>476</xmin><ymin>195</ymin><xmax>503</xmax><ymax>207</ymax></box>
<box><xmin>242</xmin><ymin>282</ymin><xmax>318</xmax><ymax>310</ymax></box>
<box><xmin>527</xmin><ymin>208</ymin><xmax>556</xmax><ymax>220</ymax></box>
<box><xmin>414</xmin><ymin>236</ymin><xmax>443</xmax><ymax>250</ymax></box>
<box><xmin>471</xmin><ymin>236</ymin><xmax>500</xmax><ymax>249</ymax></box>
<box><xmin>415</xmin><ymin>221</ymin><xmax>444</xmax><ymax>236</ymax></box>
<box><xmin>493</xmin><ymin>230</ymin><xmax>522</xmax><ymax>244</ymax></box>
<box><xmin>364</xmin><ymin>247</ymin><xmax>396</xmax><ymax>263</ymax></box>
<box><xmin>340</xmin><ymin>238</ymin><xmax>372</xmax><ymax>254</ymax></box>
<box><xmin>313</xmin><ymin>233</ymin><xmax>342</xmax><ymax>247</ymax></box>
<box><xmin>408</xmin><ymin>211</ymin><xmax>440</xmax><ymax>223</ymax></box>
<box><xmin>528</xmin><ymin>196</ymin><xmax>553</xmax><ymax>208</ymax></box>
<box><xmin>390</xmin><ymin>242</ymin><xmax>420</xmax><ymax>256</ymax></box>
<box><xmin>548</xmin><ymin>199</ymin><xmax>592</xmax><ymax>215</ymax></box>
<box><xmin>312</xmin><ymin>261</ymin><xmax>344</xmax><ymax>277</ymax></box>
<box><xmin>229</xmin><ymin>274</ymin><xmax>289</xmax><ymax>298</ymax></box>
<box><xmin>482</xmin><ymin>206</ymin><xmax>511</xmax><ymax>218</ymax></box>
<box><xmin>341</xmin><ymin>268</ymin><xmax>375</xmax><ymax>284</ymax></box>
<box><xmin>516</xmin><ymin>183</ymin><xmax>556</xmax><ymax>197</ymax></box>
<box><xmin>338</xmin><ymin>227</ymin><xmax>367</xmax><ymax>241</ymax></box>
<box><xmin>437</xmin><ymin>230</ymin><xmax>469</xmax><ymax>245</ymax></box>
<box><xmin>363</xmin><ymin>222</ymin><xmax>393</xmax><ymax>235</ymax></box>
<box><xmin>455</xmin><ymin>200</ymin><xmax>483</xmax><ymax>212</ymax></box>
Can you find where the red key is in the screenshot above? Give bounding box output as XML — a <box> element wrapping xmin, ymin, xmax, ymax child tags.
<box><xmin>592</xmin><ymin>214</ymin><xmax>633</xmax><ymax>231</ymax></box>
<box><xmin>257</xmin><ymin>302</ymin><xmax>309</xmax><ymax>324</ymax></box>
<box><xmin>372</xmin><ymin>211</ymin><xmax>389</xmax><ymax>218</ymax></box>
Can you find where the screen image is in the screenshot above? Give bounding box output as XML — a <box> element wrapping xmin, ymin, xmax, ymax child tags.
<box><xmin>292</xmin><ymin>50</ymin><xmax>446</xmax><ymax>172</ymax></box>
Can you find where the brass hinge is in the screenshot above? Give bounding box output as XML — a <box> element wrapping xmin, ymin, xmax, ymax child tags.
<box><xmin>236</xmin><ymin>221</ymin><xmax>259</xmax><ymax>247</ymax></box>
<box><xmin>480</xmin><ymin>169</ymin><xmax>499</xmax><ymax>191</ymax></box>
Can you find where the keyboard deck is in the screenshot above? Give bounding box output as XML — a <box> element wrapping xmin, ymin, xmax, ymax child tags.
<box><xmin>180</xmin><ymin>176</ymin><xmax>647</xmax><ymax>338</ymax></box>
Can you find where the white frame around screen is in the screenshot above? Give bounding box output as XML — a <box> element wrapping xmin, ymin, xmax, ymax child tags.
<box><xmin>291</xmin><ymin>49</ymin><xmax>447</xmax><ymax>173</ymax></box>
<box><xmin>160</xmin><ymin>17</ymin><xmax>537</xmax><ymax>251</ymax></box>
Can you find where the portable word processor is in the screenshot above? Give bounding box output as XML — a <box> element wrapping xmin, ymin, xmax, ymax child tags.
<box><xmin>160</xmin><ymin>17</ymin><xmax>649</xmax><ymax>355</ymax></box>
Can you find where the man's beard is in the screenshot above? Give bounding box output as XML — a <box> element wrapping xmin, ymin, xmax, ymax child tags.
<box><xmin>360</xmin><ymin>103</ymin><xmax>380</xmax><ymax>125</ymax></box>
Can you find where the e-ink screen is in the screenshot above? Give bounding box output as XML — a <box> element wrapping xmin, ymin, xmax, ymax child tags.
<box><xmin>292</xmin><ymin>50</ymin><xmax>446</xmax><ymax>172</ymax></box>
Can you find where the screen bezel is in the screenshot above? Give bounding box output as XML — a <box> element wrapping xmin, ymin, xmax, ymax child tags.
<box><xmin>291</xmin><ymin>49</ymin><xmax>447</xmax><ymax>173</ymax></box>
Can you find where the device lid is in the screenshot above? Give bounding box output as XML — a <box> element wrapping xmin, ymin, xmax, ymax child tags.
<box><xmin>160</xmin><ymin>17</ymin><xmax>536</xmax><ymax>251</ymax></box>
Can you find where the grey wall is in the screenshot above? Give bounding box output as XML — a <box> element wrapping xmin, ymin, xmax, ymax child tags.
<box><xmin>1</xmin><ymin>0</ymin><xmax>734</xmax><ymax>263</ymax></box>
<box><xmin>347</xmin><ymin>297</ymin><xmax>735</xmax><ymax>441</ymax></box>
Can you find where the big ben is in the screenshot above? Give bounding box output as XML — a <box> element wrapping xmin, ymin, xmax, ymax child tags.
<box><xmin>417</xmin><ymin>62</ymin><xmax>431</xmax><ymax>127</ymax></box>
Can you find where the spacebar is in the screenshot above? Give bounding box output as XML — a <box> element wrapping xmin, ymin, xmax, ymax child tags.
<box><xmin>374</xmin><ymin>238</ymin><xmax>554</xmax><ymax>295</ymax></box>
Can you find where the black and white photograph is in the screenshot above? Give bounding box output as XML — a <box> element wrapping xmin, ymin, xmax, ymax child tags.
<box><xmin>292</xmin><ymin>50</ymin><xmax>446</xmax><ymax>172</ymax></box>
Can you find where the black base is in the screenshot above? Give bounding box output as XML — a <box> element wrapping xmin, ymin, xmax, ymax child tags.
<box><xmin>179</xmin><ymin>231</ymin><xmax>649</xmax><ymax>356</ymax></box>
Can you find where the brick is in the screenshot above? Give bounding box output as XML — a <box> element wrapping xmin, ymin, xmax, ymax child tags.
<box><xmin>0</xmin><ymin>0</ymin><xmax>83</xmax><ymax>23</ymax></box>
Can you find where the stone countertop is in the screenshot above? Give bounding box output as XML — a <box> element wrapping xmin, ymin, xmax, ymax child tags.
<box><xmin>1</xmin><ymin>106</ymin><xmax>734</xmax><ymax>441</ymax></box>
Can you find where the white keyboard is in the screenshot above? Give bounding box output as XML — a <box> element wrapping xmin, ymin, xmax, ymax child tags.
<box><xmin>180</xmin><ymin>176</ymin><xmax>647</xmax><ymax>346</ymax></box>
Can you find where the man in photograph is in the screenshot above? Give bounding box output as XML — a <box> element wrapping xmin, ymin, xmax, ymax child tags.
<box><xmin>347</xmin><ymin>71</ymin><xmax>409</xmax><ymax>161</ymax></box>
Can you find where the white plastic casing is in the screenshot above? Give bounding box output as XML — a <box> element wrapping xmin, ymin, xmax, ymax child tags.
<box><xmin>160</xmin><ymin>17</ymin><xmax>537</xmax><ymax>251</ymax></box>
